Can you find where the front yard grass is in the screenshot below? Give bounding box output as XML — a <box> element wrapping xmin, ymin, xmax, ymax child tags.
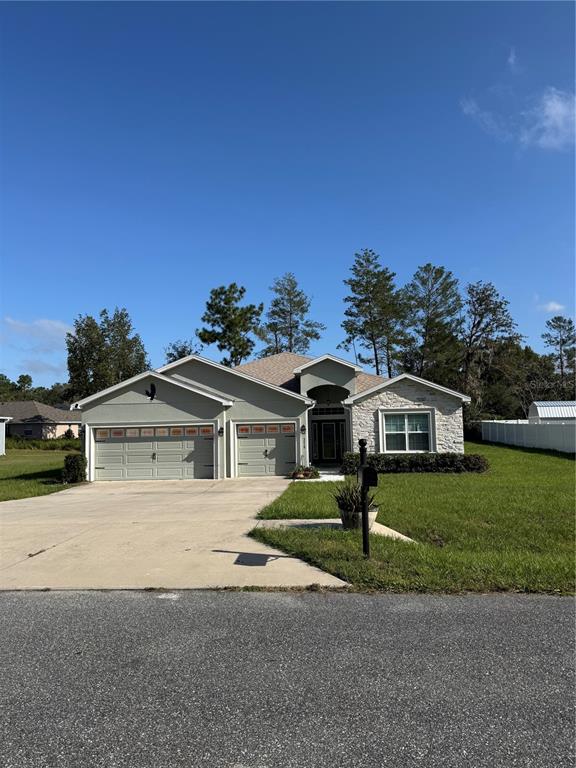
<box><xmin>0</xmin><ymin>449</ymin><xmax>77</xmax><ymax>502</ymax></box>
<box><xmin>252</xmin><ymin>442</ymin><xmax>575</xmax><ymax>593</ymax></box>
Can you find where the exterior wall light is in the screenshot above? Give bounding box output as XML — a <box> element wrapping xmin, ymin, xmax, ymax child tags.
<box><xmin>218</xmin><ymin>427</ymin><xmax>224</xmax><ymax>437</ymax></box>
<box><xmin>300</xmin><ymin>425</ymin><xmax>306</xmax><ymax>434</ymax></box>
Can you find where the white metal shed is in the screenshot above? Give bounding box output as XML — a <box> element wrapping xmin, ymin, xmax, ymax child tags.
<box><xmin>528</xmin><ymin>401</ymin><xmax>576</xmax><ymax>423</ymax></box>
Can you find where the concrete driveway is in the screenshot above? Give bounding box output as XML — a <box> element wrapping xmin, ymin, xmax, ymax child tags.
<box><xmin>0</xmin><ymin>480</ymin><xmax>345</xmax><ymax>589</ymax></box>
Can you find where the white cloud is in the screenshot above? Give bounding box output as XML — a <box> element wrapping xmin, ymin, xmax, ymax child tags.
<box><xmin>537</xmin><ymin>301</ymin><xmax>565</xmax><ymax>313</ymax></box>
<box><xmin>3</xmin><ymin>317</ymin><xmax>71</xmax><ymax>353</ymax></box>
<box><xmin>460</xmin><ymin>98</ymin><xmax>513</xmax><ymax>142</ymax></box>
<box><xmin>520</xmin><ymin>88</ymin><xmax>576</xmax><ymax>151</ymax></box>
<box><xmin>20</xmin><ymin>358</ymin><xmax>67</xmax><ymax>375</ymax></box>
<box><xmin>461</xmin><ymin>86</ymin><xmax>575</xmax><ymax>152</ymax></box>
<box><xmin>507</xmin><ymin>47</ymin><xmax>519</xmax><ymax>74</ymax></box>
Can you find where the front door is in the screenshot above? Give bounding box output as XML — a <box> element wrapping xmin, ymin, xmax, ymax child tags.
<box><xmin>311</xmin><ymin>420</ymin><xmax>346</xmax><ymax>464</ymax></box>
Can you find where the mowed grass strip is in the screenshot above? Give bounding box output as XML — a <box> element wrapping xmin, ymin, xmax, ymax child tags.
<box><xmin>252</xmin><ymin>442</ymin><xmax>575</xmax><ymax>593</ymax></box>
<box><xmin>0</xmin><ymin>449</ymin><xmax>76</xmax><ymax>501</ymax></box>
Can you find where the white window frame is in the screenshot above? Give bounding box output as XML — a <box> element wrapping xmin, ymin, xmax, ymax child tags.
<box><xmin>378</xmin><ymin>408</ymin><xmax>435</xmax><ymax>453</ymax></box>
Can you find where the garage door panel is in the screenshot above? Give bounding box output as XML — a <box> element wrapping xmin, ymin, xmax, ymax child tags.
<box><xmin>94</xmin><ymin>426</ymin><xmax>215</xmax><ymax>481</ymax></box>
<box><xmin>237</xmin><ymin>425</ymin><xmax>296</xmax><ymax>477</ymax></box>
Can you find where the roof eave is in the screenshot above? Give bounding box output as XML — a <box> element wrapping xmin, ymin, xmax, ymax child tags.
<box><xmin>343</xmin><ymin>373</ymin><xmax>471</xmax><ymax>404</ymax></box>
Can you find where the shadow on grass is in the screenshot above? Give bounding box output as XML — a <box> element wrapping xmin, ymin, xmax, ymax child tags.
<box><xmin>4</xmin><ymin>467</ymin><xmax>64</xmax><ymax>484</ymax></box>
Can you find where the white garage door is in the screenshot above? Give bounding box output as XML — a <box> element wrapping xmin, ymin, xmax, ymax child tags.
<box><xmin>94</xmin><ymin>425</ymin><xmax>215</xmax><ymax>480</ymax></box>
<box><xmin>236</xmin><ymin>423</ymin><xmax>296</xmax><ymax>477</ymax></box>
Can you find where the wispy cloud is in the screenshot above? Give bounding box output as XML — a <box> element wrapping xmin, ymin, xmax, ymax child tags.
<box><xmin>507</xmin><ymin>47</ymin><xmax>520</xmax><ymax>74</ymax></box>
<box><xmin>461</xmin><ymin>86</ymin><xmax>575</xmax><ymax>152</ymax></box>
<box><xmin>3</xmin><ymin>317</ymin><xmax>71</xmax><ymax>353</ymax></box>
<box><xmin>537</xmin><ymin>300</ymin><xmax>566</xmax><ymax>313</ymax></box>
<box><xmin>2</xmin><ymin>317</ymin><xmax>70</xmax><ymax>383</ymax></box>
<box><xmin>460</xmin><ymin>97</ymin><xmax>513</xmax><ymax>142</ymax></box>
<box><xmin>520</xmin><ymin>88</ymin><xmax>576</xmax><ymax>151</ymax></box>
<box><xmin>20</xmin><ymin>358</ymin><xmax>67</xmax><ymax>375</ymax></box>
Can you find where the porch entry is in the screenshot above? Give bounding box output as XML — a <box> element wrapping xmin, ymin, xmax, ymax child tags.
<box><xmin>310</xmin><ymin>420</ymin><xmax>347</xmax><ymax>464</ymax></box>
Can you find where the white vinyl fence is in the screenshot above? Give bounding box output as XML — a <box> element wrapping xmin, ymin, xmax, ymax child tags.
<box><xmin>481</xmin><ymin>420</ymin><xmax>576</xmax><ymax>454</ymax></box>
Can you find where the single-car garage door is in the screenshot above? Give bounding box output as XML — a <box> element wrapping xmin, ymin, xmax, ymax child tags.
<box><xmin>94</xmin><ymin>425</ymin><xmax>215</xmax><ymax>480</ymax></box>
<box><xmin>236</xmin><ymin>423</ymin><xmax>296</xmax><ymax>477</ymax></box>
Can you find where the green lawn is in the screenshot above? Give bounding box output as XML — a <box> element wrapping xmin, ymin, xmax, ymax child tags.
<box><xmin>0</xmin><ymin>449</ymin><xmax>77</xmax><ymax>502</ymax></box>
<box><xmin>252</xmin><ymin>442</ymin><xmax>575</xmax><ymax>593</ymax></box>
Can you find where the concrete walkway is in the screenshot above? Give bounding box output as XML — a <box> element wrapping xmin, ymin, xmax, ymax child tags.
<box><xmin>256</xmin><ymin>517</ymin><xmax>415</xmax><ymax>542</ymax></box>
<box><xmin>0</xmin><ymin>480</ymin><xmax>346</xmax><ymax>590</ymax></box>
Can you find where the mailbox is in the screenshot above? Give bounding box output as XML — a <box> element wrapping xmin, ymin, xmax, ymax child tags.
<box><xmin>357</xmin><ymin>465</ymin><xmax>378</xmax><ymax>488</ymax></box>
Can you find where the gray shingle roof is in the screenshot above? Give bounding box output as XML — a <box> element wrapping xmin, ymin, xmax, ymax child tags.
<box><xmin>235</xmin><ymin>352</ymin><xmax>386</xmax><ymax>394</ymax></box>
<box><xmin>0</xmin><ymin>401</ymin><xmax>81</xmax><ymax>424</ymax></box>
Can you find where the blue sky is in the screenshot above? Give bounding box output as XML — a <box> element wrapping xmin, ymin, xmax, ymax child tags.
<box><xmin>1</xmin><ymin>1</ymin><xmax>574</xmax><ymax>386</ymax></box>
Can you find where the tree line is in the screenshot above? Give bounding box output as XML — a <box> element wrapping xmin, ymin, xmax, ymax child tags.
<box><xmin>3</xmin><ymin>251</ymin><xmax>574</xmax><ymax>427</ymax></box>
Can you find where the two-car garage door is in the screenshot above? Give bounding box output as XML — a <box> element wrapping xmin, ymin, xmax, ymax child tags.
<box><xmin>94</xmin><ymin>425</ymin><xmax>215</xmax><ymax>480</ymax></box>
<box><xmin>236</xmin><ymin>423</ymin><xmax>296</xmax><ymax>477</ymax></box>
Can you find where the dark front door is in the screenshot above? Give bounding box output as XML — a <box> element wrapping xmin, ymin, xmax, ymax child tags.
<box><xmin>311</xmin><ymin>420</ymin><xmax>346</xmax><ymax>464</ymax></box>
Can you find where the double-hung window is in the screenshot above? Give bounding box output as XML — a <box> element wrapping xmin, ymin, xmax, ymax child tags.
<box><xmin>382</xmin><ymin>412</ymin><xmax>431</xmax><ymax>452</ymax></box>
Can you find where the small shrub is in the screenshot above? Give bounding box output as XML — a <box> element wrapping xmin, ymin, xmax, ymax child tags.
<box><xmin>340</xmin><ymin>451</ymin><xmax>489</xmax><ymax>475</ymax></box>
<box><xmin>331</xmin><ymin>480</ymin><xmax>376</xmax><ymax>530</ymax></box>
<box><xmin>62</xmin><ymin>454</ymin><xmax>87</xmax><ymax>484</ymax></box>
<box><xmin>60</xmin><ymin>428</ymin><xmax>76</xmax><ymax>440</ymax></box>
<box><xmin>291</xmin><ymin>465</ymin><xmax>320</xmax><ymax>479</ymax></box>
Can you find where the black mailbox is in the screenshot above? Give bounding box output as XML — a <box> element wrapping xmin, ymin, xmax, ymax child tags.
<box><xmin>357</xmin><ymin>465</ymin><xmax>378</xmax><ymax>488</ymax></box>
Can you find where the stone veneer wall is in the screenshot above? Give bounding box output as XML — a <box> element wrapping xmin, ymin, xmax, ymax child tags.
<box><xmin>350</xmin><ymin>379</ymin><xmax>465</xmax><ymax>454</ymax></box>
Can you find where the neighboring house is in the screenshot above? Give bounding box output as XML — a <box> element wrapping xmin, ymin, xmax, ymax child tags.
<box><xmin>528</xmin><ymin>401</ymin><xmax>576</xmax><ymax>423</ymax></box>
<box><xmin>70</xmin><ymin>352</ymin><xmax>470</xmax><ymax>482</ymax></box>
<box><xmin>0</xmin><ymin>417</ymin><xmax>12</xmax><ymax>455</ymax></box>
<box><xmin>0</xmin><ymin>401</ymin><xmax>81</xmax><ymax>439</ymax></box>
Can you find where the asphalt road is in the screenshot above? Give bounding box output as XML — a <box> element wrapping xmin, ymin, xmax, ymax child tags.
<box><xmin>1</xmin><ymin>591</ymin><xmax>573</xmax><ymax>768</ymax></box>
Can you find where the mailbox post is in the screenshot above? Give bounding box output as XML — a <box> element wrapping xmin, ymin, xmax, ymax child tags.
<box><xmin>357</xmin><ymin>438</ymin><xmax>377</xmax><ymax>559</ymax></box>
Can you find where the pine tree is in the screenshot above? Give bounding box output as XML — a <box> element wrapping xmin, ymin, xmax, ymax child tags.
<box><xmin>341</xmin><ymin>249</ymin><xmax>407</xmax><ymax>377</ymax></box>
<box><xmin>164</xmin><ymin>338</ymin><xmax>203</xmax><ymax>364</ymax></box>
<box><xmin>542</xmin><ymin>315</ymin><xmax>576</xmax><ymax>390</ymax></box>
<box><xmin>402</xmin><ymin>263</ymin><xmax>462</xmax><ymax>381</ymax></box>
<box><xmin>197</xmin><ymin>283</ymin><xmax>263</xmax><ymax>367</ymax></box>
<box><xmin>258</xmin><ymin>273</ymin><xmax>325</xmax><ymax>356</ymax></box>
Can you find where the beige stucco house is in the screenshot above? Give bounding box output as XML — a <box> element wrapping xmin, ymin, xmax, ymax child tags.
<box><xmin>70</xmin><ymin>352</ymin><xmax>470</xmax><ymax>482</ymax></box>
<box><xmin>0</xmin><ymin>401</ymin><xmax>81</xmax><ymax>439</ymax></box>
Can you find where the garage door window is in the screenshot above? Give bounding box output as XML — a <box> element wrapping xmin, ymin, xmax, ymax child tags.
<box><xmin>155</xmin><ymin>427</ymin><xmax>169</xmax><ymax>437</ymax></box>
<box><xmin>126</xmin><ymin>428</ymin><xmax>140</xmax><ymax>438</ymax></box>
<box><xmin>141</xmin><ymin>428</ymin><xmax>154</xmax><ymax>437</ymax></box>
<box><xmin>95</xmin><ymin>429</ymin><xmax>109</xmax><ymax>440</ymax></box>
<box><xmin>170</xmin><ymin>427</ymin><xmax>184</xmax><ymax>436</ymax></box>
<box><xmin>111</xmin><ymin>429</ymin><xmax>125</xmax><ymax>438</ymax></box>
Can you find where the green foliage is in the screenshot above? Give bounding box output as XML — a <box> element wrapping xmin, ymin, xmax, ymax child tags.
<box><xmin>0</xmin><ymin>450</ymin><xmax>73</xmax><ymax>501</ymax></box>
<box><xmin>198</xmin><ymin>283</ymin><xmax>263</xmax><ymax>366</ymax></box>
<box><xmin>402</xmin><ymin>263</ymin><xmax>462</xmax><ymax>381</ymax></box>
<box><xmin>62</xmin><ymin>453</ymin><xmax>87</xmax><ymax>484</ymax></box>
<box><xmin>542</xmin><ymin>315</ymin><xmax>576</xmax><ymax>390</ymax></box>
<box><xmin>341</xmin><ymin>249</ymin><xmax>408</xmax><ymax>377</ymax></box>
<box><xmin>258</xmin><ymin>273</ymin><xmax>326</xmax><ymax>356</ymax></box>
<box><xmin>253</xmin><ymin>442</ymin><xmax>574</xmax><ymax>593</ymax></box>
<box><xmin>164</xmin><ymin>338</ymin><xmax>203</xmax><ymax>363</ymax></box>
<box><xmin>67</xmin><ymin>307</ymin><xmax>149</xmax><ymax>399</ymax></box>
<box><xmin>291</xmin><ymin>465</ymin><xmax>320</xmax><ymax>479</ymax></box>
<box><xmin>6</xmin><ymin>436</ymin><xmax>81</xmax><ymax>451</ymax></box>
<box><xmin>0</xmin><ymin>376</ymin><xmax>73</xmax><ymax>406</ymax></box>
<box><xmin>331</xmin><ymin>480</ymin><xmax>376</xmax><ymax>511</ymax></box>
<box><xmin>340</xmin><ymin>452</ymin><xmax>489</xmax><ymax>475</ymax></box>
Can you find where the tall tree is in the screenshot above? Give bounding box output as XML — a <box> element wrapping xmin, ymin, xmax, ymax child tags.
<box><xmin>258</xmin><ymin>273</ymin><xmax>326</xmax><ymax>356</ymax></box>
<box><xmin>66</xmin><ymin>308</ymin><xmax>149</xmax><ymax>399</ymax></box>
<box><xmin>460</xmin><ymin>281</ymin><xmax>519</xmax><ymax>397</ymax></box>
<box><xmin>542</xmin><ymin>315</ymin><xmax>576</xmax><ymax>389</ymax></box>
<box><xmin>402</xmin><ymin>263</ymin><xmax>462</xmax><ymax>380</ymax></box>
<box><xmin>197</xmin><ymin>283</ymin><xmax>263</xmax><ymax>367</ymax></box>
<box><xmin>341</xmin><ymin>249</ymin><xmax>407</xmax><ymax>377</ymax></box>
<box><xmin>16</xmin><ymin>374</ymin><xmax>33</xmax><ymax>397</ymax></box>
<box><xmin>164</xmin><ymin>338</ymin><xmax>203</xmax><ymax>364</ymax></box>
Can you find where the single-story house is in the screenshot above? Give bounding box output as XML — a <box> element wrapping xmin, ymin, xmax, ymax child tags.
<box><xmin>0</xmin><ymin>416</ymin><xmax>12</xmax><ymax>455</ymax></box>
<box><xmin>70</xmin><ymin>352</ymin><xmax>470</xmax><ymax>482</ymax></box>
<box><xmin>0</xmin><ymin>401</ymin><xmax>81</xmax><ymax>439</ymax></box>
